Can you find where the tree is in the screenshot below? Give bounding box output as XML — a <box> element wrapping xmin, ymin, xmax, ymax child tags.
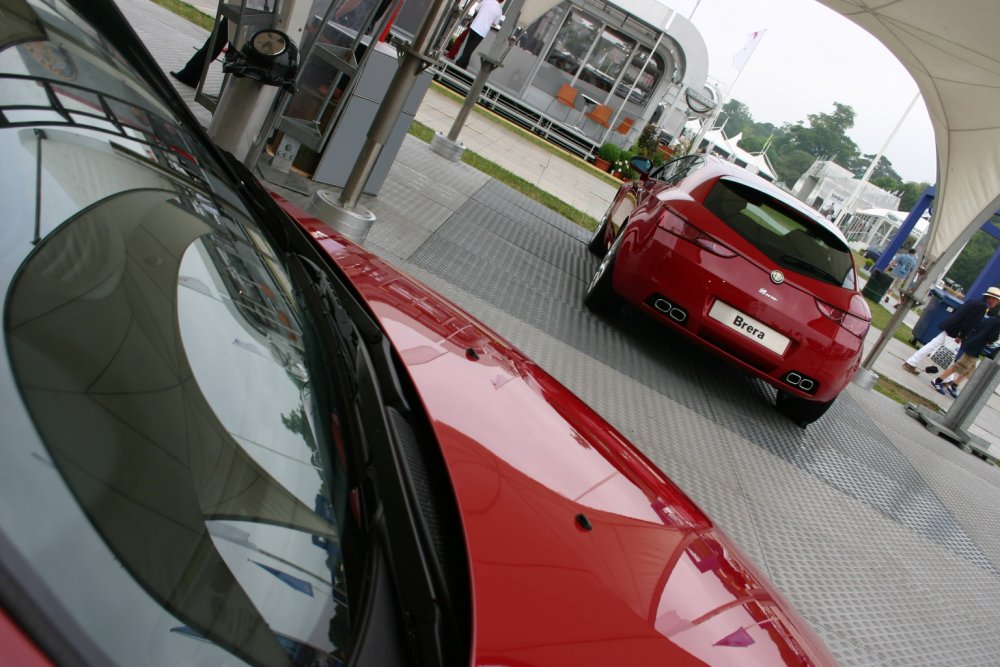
<box><xmin>719</xmin><ymin>99</ymin><xmax>753</xmax><ymax>136</ymax></box>
<box><xmin>718</xmin><ymin>99</ymin><xmax>930</xmax><ymax>195</ymax></box>
<box><xmin>738</xmin><ymin>134</ymin><xmax>767</xmax><ymax>153</ymax></box>
<box><xmin>871</xmin><ymin>175</ymin><xmax>899</xmax><ymax>191</ymax></box>
<box><xmin>860</xmin><ymin>153</ymin><xmax>903</xmax><ymax>183</ymax></box>
<box><xmin>770</xmin><ymin>148</ymin><xmax>816</xmax><ymax>185</ymax></box>
<box><xmin>946</xmin><ymin>226</ymin><xmax>1000</xmax><ymax>290</ymax></box>
<box><xmin>782</xmin><ymin>102</ymin><xmax>862</xmax><ymax>179</ymax></box>
<box><xmin>899</xmin><ymin>181</ymin><xmax>931</xmax><ymax>212</ymax></box>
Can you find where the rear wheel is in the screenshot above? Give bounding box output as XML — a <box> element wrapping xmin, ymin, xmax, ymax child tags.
<box><xmin>587</xmin><ymin>214</ymin><xmax>610</xmax><ymax>256</ymax></box>
<box><xmin>584</xmin><ymin>226</ymin><xmax>624</xmax><ymax>316</ymax></box>
<box><xmin>589</xmin><ymin>194</ymin><xmax>634</xmax><ymax>256</ymax></box>
<box><xmin>776</xmin><ymin>391</ymin><xmax>835</xmax><ymax>427</ymax></box>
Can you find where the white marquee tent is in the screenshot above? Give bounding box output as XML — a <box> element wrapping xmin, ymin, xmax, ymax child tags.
<box><xmin>816</xmin><ymin>0</ymin><xmax>1000</xmax><ymax>288</ymax></box>
<box><xmin>814</xmin><ymin>0</ymin><xmax>1000</xmax><ymax>377</ymax></box>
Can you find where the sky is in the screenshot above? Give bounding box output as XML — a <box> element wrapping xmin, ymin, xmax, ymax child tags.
<box><xmin>667</xmin><ymin>0</ymin><xmax>937</xmax><ymax>185</ymax></box>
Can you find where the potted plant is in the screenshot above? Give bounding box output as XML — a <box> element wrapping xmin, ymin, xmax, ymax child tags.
<box><xmin>594</xmin><ymin>142</ymin><xmax>620</xmax><ymax>172</ymax></box>
<box><xmin>614</xmin><ymin>150</ymin><xmax>636</xmax><ymax>180</ymax></box>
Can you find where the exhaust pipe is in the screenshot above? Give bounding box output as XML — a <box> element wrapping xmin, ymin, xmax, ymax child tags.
<box><xmin>784</xmin><ymin>372</ymin><xmax>816</xmax><ymax>393</ymax></box>
<box><xmin>652</xmin><ymin>298</ymin><xmax>688</xmax><ymax>323</ymax></box>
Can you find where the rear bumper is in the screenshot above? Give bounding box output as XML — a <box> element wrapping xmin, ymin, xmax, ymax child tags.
<box><xmin>612</xmin><ymin>230</ymin><xmax>863</xmax><ymax>402</ymax></box>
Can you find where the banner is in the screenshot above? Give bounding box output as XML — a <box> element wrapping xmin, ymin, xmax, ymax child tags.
<box><xmin>732</xmin><ymin>30</ymin><xmax>765</xmax><ymax>71</ymax></box>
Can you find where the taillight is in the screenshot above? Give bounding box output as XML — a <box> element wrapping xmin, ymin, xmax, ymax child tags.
<box><xmin>815</xmin><ymin>297</ymin><xmax>870</xmax><ymax>338</ymax></box>
<box><xmin>658</xmin><ymin>208</ymin><xmax>736</xmax><ymax>257</ymax></box>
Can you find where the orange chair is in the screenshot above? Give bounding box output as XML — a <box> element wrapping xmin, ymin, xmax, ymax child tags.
<box><xmin>615</xmin><ymin>116</ymin><xmax>635</xmax><ymax>137</ymax></box>
<box><xmin>546</xmin><ymin>83</ymin><xmax>578</xmax><ymax>121</ymax></box>
<box><xmin>585</xmin><ymin>103</ymin><xmax>612</xmax><ymax>130</ymax></box>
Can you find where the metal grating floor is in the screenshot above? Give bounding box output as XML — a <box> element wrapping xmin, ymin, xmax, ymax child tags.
<box><xmin>396</xmin><ymin>177</ymin><xmax>1000</xmax><ymax>666</ymax></box>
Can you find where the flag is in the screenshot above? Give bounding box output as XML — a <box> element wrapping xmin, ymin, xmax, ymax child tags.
<box><xmin>732</xmin><ymin>30</ymin><xmax>765</xmax><ymax>71</ymax></box>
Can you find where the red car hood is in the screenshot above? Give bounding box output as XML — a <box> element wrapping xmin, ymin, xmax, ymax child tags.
<box><xmin>280</xmin><ymin>199</ymin><xmax>835</xmax><ymax>666</ymax></box>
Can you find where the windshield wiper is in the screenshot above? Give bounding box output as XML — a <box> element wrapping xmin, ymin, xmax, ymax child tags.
<box><xmin>289</xmin><ymin>253</ymin><xmax>385</xmax><ymax>392</ymax></box>
<box><xmin>778</xmin><ymin>254</ymin><xmax>841</xmax><ymax>285</ymax></box>
<box><xmin>288</xmin><ymin>254</ymin><xmax>362</xmax><ymax>393</ymax></box>
<box><xmin>287</xmin><ymin>253</ymin><xmax>465</xmax><ymax>663</ymax></box>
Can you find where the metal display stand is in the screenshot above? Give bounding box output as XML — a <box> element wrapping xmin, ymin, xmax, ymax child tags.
<box><xmin>312</xmin><ymin>40</ymin><xmax>431</xmax><ymax>194</ymax></box>
<box><xmin>274</xmin><ymin>0</ymin><xmax>401</xmax><ymax>155</ymax></box>
<box><xmin>194</xmin><ymin>1</ymin><xmax>279</xmax><ymax>113</ymax></box>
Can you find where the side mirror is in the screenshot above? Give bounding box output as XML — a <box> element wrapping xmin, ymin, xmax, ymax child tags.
<box><xmin>630</xmin><ymin>156</ymin><xmax>652</xmax><ymax>176</ymax></box>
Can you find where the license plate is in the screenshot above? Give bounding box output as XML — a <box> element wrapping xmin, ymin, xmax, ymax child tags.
<box><xmin>708</xmin><ymin>301</ymin><xmax>789</xmax><ymax>355</ymax></box>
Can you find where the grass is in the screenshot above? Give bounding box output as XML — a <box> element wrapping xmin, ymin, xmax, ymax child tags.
<box><xmin>862</xmin><ymin>298</ymin><xmax>944</xmax><ymax>410</ymax></box>
<box><xmin>864</xmin><ymin>297</ymin><xmax>917</xmax><ymax>346</ymax></box>
<box><xmin>874</xmin><ymin>376</ymin><xmax>942</xmax><ymax>413</ymax></box>
<box><xmin>150</xmin><ymin>0</ymin><xmax>214</xmax><ymax>30</ymax></box>
<box><xmin>408</xmin><ymin>120</ymin><xmax>599</xmax><ymax>231</ymax></box>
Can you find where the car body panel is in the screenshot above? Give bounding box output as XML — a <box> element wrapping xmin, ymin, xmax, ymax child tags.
<box><xmin>277</xmin><ymin>198</ymin><xmax>836</xmax><ymax>665</ymax></box>
<box><xmin>0</xmin><ymin>610</ymin><xmax>53</xmax><ymax>667</ymax></box>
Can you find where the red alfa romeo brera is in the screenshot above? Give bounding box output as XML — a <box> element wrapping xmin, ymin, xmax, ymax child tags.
<box><xmin>1</xmin><ymin>1</ymin><xmax>835</xmax><ymax>665</ymax></box>
<box><xmin>585</xmin><ymin>155</ymin><xmax>871</xmax><ymax>426</ymax></box>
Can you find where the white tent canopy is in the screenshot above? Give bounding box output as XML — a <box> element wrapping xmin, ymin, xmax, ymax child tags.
<box><xmin>816</xmin><ymin>0</ymin><xmax>1000</xmax><ymax>282</ymax></box>
<box><xmin>684</xmin><ymin>121</ymin><xmax>777</xmax><ymax>180</ymax></box>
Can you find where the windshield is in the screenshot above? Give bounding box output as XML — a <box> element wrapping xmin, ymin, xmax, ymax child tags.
<box><xmin>4</xmin><ymin>188</ymin><xmax>354</xmax><ymax>666</ymax></box>
<box><xmin>703</xmin><ymin>179</ymin><xmax>856</xmax><ymax>288</ymax></box>
<box><xmin>0</xmin><ymin>3</ymin><xmax>359</xmax><ymax>664</ymax></box>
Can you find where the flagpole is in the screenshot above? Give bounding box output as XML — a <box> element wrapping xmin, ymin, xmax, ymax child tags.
<box><xmin>687</xmin><ymin>30</ymin><xmax>764</xmax><ymax>155</ymax></box>
<box><xmin>832</xmin><ymin>92</ymin><xmax>921</xmax><ymax>230</ymax></box>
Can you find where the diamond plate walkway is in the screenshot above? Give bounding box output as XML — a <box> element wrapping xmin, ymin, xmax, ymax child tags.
<box><xmin>118</xmin><ymin>1</ymin><xmax>1000</xmax><ymax>663</ymax></box>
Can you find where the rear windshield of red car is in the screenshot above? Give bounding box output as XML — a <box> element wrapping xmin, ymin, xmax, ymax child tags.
<box><xmin>704</xmin><ymin>179</ymin><xmax>856</xmax><ymax>289</ymax></box>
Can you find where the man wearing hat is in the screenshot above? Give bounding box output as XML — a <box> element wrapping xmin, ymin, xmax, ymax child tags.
<box><xmin>931</xmin><ymin>309</ymin><xmax>1000</xmax><ymax>397</ymax></box>
<box><xmin>902</xmin><ymin>286</ymin><xmax>1000</xmax><ymax>374</ymax></box>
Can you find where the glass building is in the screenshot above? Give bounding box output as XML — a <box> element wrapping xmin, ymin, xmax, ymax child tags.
<box><xmin>438</xmin><ymin>0</ymin><xmax>710</xmax><ymax>154</ymax></box>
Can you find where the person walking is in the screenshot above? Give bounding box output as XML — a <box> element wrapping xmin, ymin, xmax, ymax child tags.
<box><xmin>171</xmin><ymin>17</ymin><xmax>230</xmax><ymax>88</ymax></box>
<box><xmin>902</xmin><ymin>286</ymin><xmax>1000</xmax><ymax>374</ymax></box>
<box><xmin>455</xmin><ymin>0</ymin><xmax>503</xmax><ymax>69</ymax></box>
<box><xmin>930</xmin><ymin>312</ymin><xmax>1000</xmax><ymax>397</ymax></box>
<box><xmin>884</xmin><ymin>248</ymin><xmax>917</xmax><ymax>302</ymax></box>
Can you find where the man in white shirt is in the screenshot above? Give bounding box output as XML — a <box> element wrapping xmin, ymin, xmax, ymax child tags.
<box><xmin>455</xmin><ymin>0</ymin><xmax>503</xmax><ymax>68</ymax></box>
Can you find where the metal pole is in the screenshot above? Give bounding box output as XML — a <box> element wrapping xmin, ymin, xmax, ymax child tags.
<box><xmin>662</xmin><ymin>82</ymin><xmax>685</xmax><ymax>146</ymax></box>
<box><xmin>833</xmin><ymin>93</ymin><xmax>920</xmax><ymax>229</ymax></box>
<box><xmin>688</xmin><ymin>30</ymin><xmax>764</xmax><ymax>156</ymax></box>
<box><xmin>849</xmin><ymin>94</ymin><xmax>926</xmax><ymax>376</ymax></box>
<box><xmin>942</xmin><ymin>358</ymin><xmax>1000</xmax><ymax>436</ymax></box>
<box><xmin>445</xmin><ymin>0</ymin><xmax>526</xmax><ymax>143</ymax></box>
<box><xmin>339</xmin><ymin>0</ymin><xmax>457</xmax><ymax>209</ymax></box>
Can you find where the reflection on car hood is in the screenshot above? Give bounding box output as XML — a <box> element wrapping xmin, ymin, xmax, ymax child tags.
<box><xmin>279</xmin><ymin>200</ymin><xmax>836</xmax><ymax>666</ymax></box>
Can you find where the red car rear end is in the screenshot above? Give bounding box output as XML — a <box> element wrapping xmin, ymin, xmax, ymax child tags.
<box><xmin>586</xmin><ymin>157</ymin><xmax>870</xmax><ymax>425</ymax></box>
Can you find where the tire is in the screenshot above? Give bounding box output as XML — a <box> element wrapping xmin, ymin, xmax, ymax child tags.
<box><xmin>590</xmin><ymin>193</ymin><xmax>636</xmax><ymax>257</ymax></box>
<box><xmin>587</xmin><ymin>215</ymin><xmax>609</xmax><ymax>256</ymax></box>
<box><xmin>776</xmin><ymin>391</ymin><xmax>835</xmax><ymax>427</ymax></box>
<box><xmin>584</xmin><ymin>227</ymin><xmax>624</xmax><ymax>317</ymax></box>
